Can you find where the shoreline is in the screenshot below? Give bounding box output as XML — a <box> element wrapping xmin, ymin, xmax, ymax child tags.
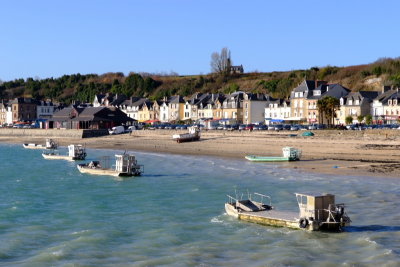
<box><xmin>1</xmin><ymin>129</ymin><xmax>400</xmax><ymax>178</ymax></box>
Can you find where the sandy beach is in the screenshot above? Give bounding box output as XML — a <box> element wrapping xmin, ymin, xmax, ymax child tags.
<box><xmin>1</xmin><ymin>128</ymin><xmax>400</xmax><ymax>178</ymax></box>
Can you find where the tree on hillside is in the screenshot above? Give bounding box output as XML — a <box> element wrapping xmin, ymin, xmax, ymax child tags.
<box><xmin>210</xmin><ymin>47</ymin><xmax>232</xmax><ymax>75</ymax></box>
<box><xmin>317</xmin><ymin>96</ymin><xmax>340</xmax><ymax>126</ymax></box>
<box><xmin>124</xmin><ymin>73</ymin><xmax>144</xmax><ymax>96</ymax></box>
<box><xmin>111</xmin><ymin>79</ymin><xmax>123</xmax><ymax>94</ymax></box>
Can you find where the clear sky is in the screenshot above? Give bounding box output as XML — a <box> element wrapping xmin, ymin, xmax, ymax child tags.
<box><xmin>1</xmin><ymin>0</ymin><xmax>399</xmax><ymax>81</ymax></box>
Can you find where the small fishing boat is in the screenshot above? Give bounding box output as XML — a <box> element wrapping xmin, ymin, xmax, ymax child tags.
<box><xmin>245</xmin><ymin>147</ymin><xmax>301</xmax><ymax>162</ymax></box>
<box><xmin>42</xmin><ymin>144</ymin><xmax>86</xmax><ymax>161</ymax></box>
<box><xmin>23</xmin><ymin>139</ymin><xmax>58</xmax><ymax>150</ymax></box>
<box><xmin>77</xmin><ymin>153</ymin><xmax>143</xmax><ymax>177</ymax></box>
<box><xmin>225</xmin><ymin>191</ymin><xmax>351</xmax><ymax>231</ymax></box>
<box><xmin>172</xmin><ymin>126</ymin><xmax>200</xmax><ymax>143</ymax></box>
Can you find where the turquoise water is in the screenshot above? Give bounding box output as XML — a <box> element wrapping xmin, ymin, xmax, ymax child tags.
<box><xmin>0</xmin><ymin>143</ymin><xmax>399</xmax><ymax>267</ymax></box>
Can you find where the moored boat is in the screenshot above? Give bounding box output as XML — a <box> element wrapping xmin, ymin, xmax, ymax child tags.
<box><xmin>42</xmin><ymin>144</ymin><xmax>86</xmax><ymax>161</ymax></box>
<box><xmin>77</xmin><ymin>153</ymin><xmax>143</xmax><ymax>177</ymax></box>
<box><xmin>172</xmin><ymin>126</ymin><xmax>200</xmax><ymax>143</ymax></box>
<box><xmin>225</xmin><ymin>191</ymin><xmax>351</xmax><ymax>231</ymax></box>
<box><xmin>23</xmin><ymin>139</ymin><xmax>58</xmax><ymax>150</ymax></box>
<box><xmin>245</xmin><ymin>147</ymin><xmax>301</xmax><ymax>162</ymax></box>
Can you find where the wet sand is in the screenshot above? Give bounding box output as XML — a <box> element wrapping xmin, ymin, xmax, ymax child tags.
<box><xmin>2</xmin><ymin>129</ymin><xmax>400</xmax><ymax>178</ymax></box>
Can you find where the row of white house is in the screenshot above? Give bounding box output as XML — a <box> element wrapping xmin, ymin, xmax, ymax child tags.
<box><xmin>98</xmin><ymin>80</ymin><xmax>400</xmax><ymax>125</ymax></box>
<box><xmin>1</xmin><ymin>80</ymin><xmax>399</xmax><ymax>126</ymax></box>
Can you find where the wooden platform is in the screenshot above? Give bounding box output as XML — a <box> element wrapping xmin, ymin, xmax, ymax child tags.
<box><xmin>238</xmin><ymin>209</ymin><xmax>300</xmax><ymax>229</ymax></box>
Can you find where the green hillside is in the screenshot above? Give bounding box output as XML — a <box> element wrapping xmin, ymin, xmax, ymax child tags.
<box><xmin>1</xmin><ymin>57</ymin><xmax>400</xmax><ymax>104</ymax></box>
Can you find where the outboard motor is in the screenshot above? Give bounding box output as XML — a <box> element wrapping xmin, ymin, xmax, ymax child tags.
<box><xmin>335</xmin><ymin>205</ymin><xmax>344</xmax><ymax>220</ymax></box>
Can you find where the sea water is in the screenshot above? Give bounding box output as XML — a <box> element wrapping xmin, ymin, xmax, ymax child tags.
<box><xmin>0</xmin><ymin>143</ymin><xmax>399</xmax><ymax>267</ymax></box>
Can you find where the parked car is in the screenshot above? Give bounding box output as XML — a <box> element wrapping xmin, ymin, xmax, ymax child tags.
<box><xmin>267</xmin><ymin>125</ymin><xmax>275</xmax><ymax>131</ymax></box>
<box><xmin>175</xmin><ymin>125</ymin><xmax>187</xmax><ymax>130</ymax></box>
<box><xmin>223</xmin><ymin>125</ymin><xmax>232</xmax><ymax>131</ymax></box>
<box><xmin>258</xmin><ymin>125</ymin><xmax>267</xmax><ymax>130</ymax></box>
<box><xmin>126</xmin><ymin>125</ymin><xmax>139</xmax><ymax>133</ymax></box>
<box><xmin>164</xmin><ymin>124</ymin><xmax>176</xmax><ymax>130</ymax></box>
<box><xmin>274</xmin><ymin>124</ymin><xmax>283</xmax><ymax>131</ymax></box>
<box><xmin>238</xmin><ymin>124</ymin><xmax>247</xmax><ymax>131</ymax></box>
<box><xmin>290</xmin><ymin>125</ymin><xmax>300</xmax><ymax>131</ymax></box>
<box><xmin>244</xmin><ymin>124</ymin><xmax>254</xmax><ymax>131</ymax></box>
<box><xmin>229</xmin><ymin>124</ymin><xmax>239</xmax><ymax>131</ymax></box>
<box><xmin>109</xmin><ymin>126</ymin><xmax>125</xmax><ymax>135</ymax></box>
<box><xmin>216</xmin><ymin>124</ymin><xmax>224</xmax><ymax>130</ymax></box>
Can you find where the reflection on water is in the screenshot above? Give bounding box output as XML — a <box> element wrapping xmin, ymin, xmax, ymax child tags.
<box><xmin>0</xmin><ymin>144</ymin><xmax>399</xmax><ymax>266</ymax></box>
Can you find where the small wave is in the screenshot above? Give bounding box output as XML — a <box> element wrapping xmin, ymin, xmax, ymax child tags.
<box><xmin>384</xmin><ymin>249</ymin><xmax>393</xmax><ymax>255</ymax></box>
<box><xmin>365</xmin><ymin>237</ymin><xmax>377</xmax><ymax>245</ymax></box>
<box><xmin>219</xmin><ymin>165</ymin><xmax>242</xmax><ymax>171</ymax></box>
<box><xmin>211</xmin><ymin>217</ymin><xmax>224</xmax><ymax>223</ymax></box>
<box><xmin>51</xmin><ymin>250</ymin><xmax>64</xmax><ymax>257</ymax></box>
<box><xmin>71</xmin><ymin>229</ymin><xmax>90</xmax><ymax>235</ymax></box>
<box><xmin>191</xmin><ymin>188</ymin><xmax>199</xmax><ymax>192</ymax></box>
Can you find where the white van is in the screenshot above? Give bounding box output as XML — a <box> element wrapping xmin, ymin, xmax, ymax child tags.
<box><xmin>109</xmin><ymin>126</ymin><xmax>125</xmax><ymax>135</ymax></box>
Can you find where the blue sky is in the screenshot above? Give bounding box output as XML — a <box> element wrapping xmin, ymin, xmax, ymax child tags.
<box><xmin>1</xmin><ymin>0</ymin><xmax>399</xmax><ymax>81</ymax></box>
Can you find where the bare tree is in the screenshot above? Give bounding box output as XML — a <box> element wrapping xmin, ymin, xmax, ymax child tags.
<box><xmin>210</xmin><ymin>47</ymin><xmax>232</xmax><ymax>74</ymax></box>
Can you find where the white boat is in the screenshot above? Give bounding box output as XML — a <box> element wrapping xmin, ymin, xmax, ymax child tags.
<box><xmin>77</xmin><ymin>153</ymin><xmax>143</xmax><ymax>177</ymax></box>
<box><xmin>42</xmin><ymin>144</ymin><xmax>86</xmax><ymax>161</ymax></box>
<box><xmin>23</xmin><ymin>139</ymin><xmax>58</xmax><ymax>150</ymax></box>
<box><xmin>225</xmin><ymin>191</ymin><xmax>351</xmax><ymax>231</ymax></box>
<box><xmin>172</xmin><ymin>126</ymin><xmax>200</xmax><ymax>143</ymax></box>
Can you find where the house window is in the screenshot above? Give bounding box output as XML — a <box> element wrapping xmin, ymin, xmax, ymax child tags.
<box><xmin>349</xmin><ymin>100</ymin><xmax>353</xmax><ymax>105</ymax></box>
<box><xmin>388</xmin><ymin>100</ymin><xmax>392</xmax><ymax>105</ymax></box>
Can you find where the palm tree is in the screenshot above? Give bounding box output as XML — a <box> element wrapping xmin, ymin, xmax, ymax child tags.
<box><xmin>317</xmin><ymin>96</ymin><xmax>340</xmax><ymax>126</ymax></box>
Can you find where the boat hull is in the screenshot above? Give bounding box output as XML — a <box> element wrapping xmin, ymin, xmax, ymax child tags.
<box><xmin>23</xmin><ymin>144</ymin><xmax>46</xmax><ymax>149</ymax></box>
<box><xmin>172</xmin><ymin>134</ymin><xmax>200</xmax><ymax>143</ymax></box>
<box><xmin>77</xmin><ymin>165</ymin><xmax>141</xmax><ymax>177</ymax></box>
<box><xmin>225</xmin><ymin>202</ymin><xmax>346</xmax><ymax>231</ymax></box>
<box><xmin>42</xmin><ymin>154</ymin><xmax>85</xmax><ymax>161</ymax></box>
<box><xmin>245</xmin><ymin>156</ymin><xmax>291</xmax><ymax>162</ymax></box>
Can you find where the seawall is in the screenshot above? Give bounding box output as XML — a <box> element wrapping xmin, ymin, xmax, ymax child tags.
<box><xmin>0</xmin><ymin>129</ymin><xmax>109</xmax><ymax>138</ymax></box>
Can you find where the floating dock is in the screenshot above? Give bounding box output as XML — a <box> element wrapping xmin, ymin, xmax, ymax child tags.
<box><xmin>225</xmin><ymin>192</ymin><xmax>351</xmax><ymax>231</ymax></box>
<box><xmin>77</xmin><ymin>153</ymin><xmax>143</xmax><ymax>177</ymax></box>
<box><xmin>42</xmin><ymin>144</ymin><xmax>86</xmax><ymax>161</ymax></box>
